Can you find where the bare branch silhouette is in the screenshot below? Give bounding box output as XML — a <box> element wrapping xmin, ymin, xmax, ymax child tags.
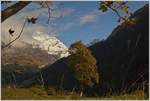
<box><xmin>2</xmin><ymin>1</ymin><xmax>31</xmax><ymax>22</ymax></box>
<box><xmin>2</xmin><ymin>18</ymin><xmax>27</xmax><ymax>49</ymax></box>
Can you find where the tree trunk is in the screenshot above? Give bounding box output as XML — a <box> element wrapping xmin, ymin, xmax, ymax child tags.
<box><xmin>80</xmin><ymin>91</ymin><xmax>83</xmax><ymax>97</ymax></box>
<box><xmin>40</xmin><ymin>71</ymin><xmax>45</xmax><ymax>88</ymax></box>
<box><xmin>80</xmin><ymin>85</ymin><xmax>83</xmax><ymax>97</ymax></box>
<box><xmin>71</xmin><ymin>86</ymin><xmax>76</xmax><ymax>95</ymax></box>
<box><xmin>2</xmin><ymin>1</ymin><xmax>31</xmax><ymax>22</ymax></box>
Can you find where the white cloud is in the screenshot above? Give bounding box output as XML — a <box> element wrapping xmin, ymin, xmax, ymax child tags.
<box><xmin>1</xmin><ymin>6</ymin><xmax>56</xmax><ymax>46</ymax></box>
<box><xmin>61</xmin><ymin>8</ymin><xmax>75</xmax><ymax>16</ymax></box>
<box><xmin>59</xmin><ymin>11</ymin><xmax>98</xmax><ymax>30</ymax></box>
<box><xmin>61</xmin><ymin>22</ymin><xmax>74</xmax><ymax>30</ymax></box>
<box><xmin>80</xmin><ymin>12</ymin><xmax>97</xmax><ymax>24</ymax></box>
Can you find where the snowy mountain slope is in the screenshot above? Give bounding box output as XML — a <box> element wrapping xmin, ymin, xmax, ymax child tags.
<box><xmin>32</xmin><ymin>31</ymin><xmax>69</xmax><ymax>58</ymax></box>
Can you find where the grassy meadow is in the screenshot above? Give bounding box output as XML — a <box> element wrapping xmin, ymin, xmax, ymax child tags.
<box><xmin>1</xmin><ymin>86</ymin><xmax>146</xmax><ymax>100</ymax></box>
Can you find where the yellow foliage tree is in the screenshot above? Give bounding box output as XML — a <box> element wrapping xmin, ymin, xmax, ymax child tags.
<box><xmin>67</xmin><ymin>41</ymin><xmax>99</xmax><ymax>96</ymax></box>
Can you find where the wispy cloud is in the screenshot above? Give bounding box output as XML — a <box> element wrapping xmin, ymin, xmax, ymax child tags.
<box><xmin>61</xmin><ymin>22</ymin><xmax>75</xmax><ymax>30</ymax></box>
<box><xmin>38</xmin><ymin>7</ymin><xmax>76</xmax><ymax>20</ymax></box>
<box><xmin>59</xmin><ymin>11</ymin><xmax>99</xmax><ymax>30</ymax></box>
<box><xmin>56</xmin><ymin>8</ymin><xmax>76</xmax><ymax>17</ymax></box>
<box><xmin>80</xmin><ymin>12</ymin><xmax>98</xmax><ymax>24</ymax></box>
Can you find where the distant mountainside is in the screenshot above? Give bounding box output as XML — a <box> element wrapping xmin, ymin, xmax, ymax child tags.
<box><xmin>1</xmin><ymin>30</ymin><xmax>71</xmax><ymax>86</ymax></box>
<box><xmin>2</xmin><ymin>31</ymin><xmax>69</xmax><ymax>67</ymax></box>
<box><xmin>2</xmin><ymin>41</ymin><xmax>59</xmax><ymax>67</ymax></box>
<box><xmin>2</xmin><ymin>40</ymin><xmax>61</xmax><ymax>85</ymax></box>
<box><xmin>18</xmin><ymin>4</ymin><xmax>149</xmax><ymax>95</ymax></box>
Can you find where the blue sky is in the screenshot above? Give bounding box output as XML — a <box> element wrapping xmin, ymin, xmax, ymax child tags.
<box><xmin>1</xmin><ymin>1</ymin><xmax>148</xmax><ymax>47</ymax></box>
<box><xmin>48</xmin><ymin>1</ymin><xmax>148</xmax><ymax>46</ymax></box>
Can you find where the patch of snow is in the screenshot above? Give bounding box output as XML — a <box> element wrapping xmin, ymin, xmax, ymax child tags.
<box><xmin>32</xmin><ymin>31</ymin><xmax>69</xmax><ymax>58</ymax></box>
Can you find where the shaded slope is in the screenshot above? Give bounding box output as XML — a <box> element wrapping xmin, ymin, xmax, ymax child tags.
<box><xmin>20</xmin><ymin>58</ymin><xmax>78</xmax><ymax>89</ymax></box>
<box><xmin>89</xmin><ymin>4</ymin><xmax>149</xmax><ymax>92</ymax></box>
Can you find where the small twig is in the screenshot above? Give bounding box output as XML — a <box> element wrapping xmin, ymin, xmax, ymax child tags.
<box><xmin>2</xmin><ymin>18</ymin><xmax>27</xmax><ymax>49</ymax></box>
<box><xmin>45</xmin><ymin>2</ymin><xmax>63</xmax><ymax>24</ymax></box>
<box><xmin>116</xmin><ymin>1</ymin><xmax>129</xmax><ymax>9</ymax></box>
<box><xmin>45</xmin><ymin>2</ymin><xmax>51</xmax><ymax>24</ymax></box>
<box><xmin>103</xmin><ymin>2</ymin><xmax>126</xmax><ymax>21</ymax></box>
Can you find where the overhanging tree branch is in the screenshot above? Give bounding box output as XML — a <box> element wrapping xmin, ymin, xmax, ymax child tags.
<box><xmin>2</xmin><ymin>18</ymin><xmax>27</xmax><ymax>49</ymax></box>
<box><xmin>102</xmin><ymin>2</ymin><xmax>126</xmax><ymax>21</ymax></box>
<box><xmin>2</xmin><ymin>1</ymin><xmax>31</xmax><ymax>22</ymax></box>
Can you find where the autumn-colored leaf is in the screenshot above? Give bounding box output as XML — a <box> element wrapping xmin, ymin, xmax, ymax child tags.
<box><xmin>9</xmin><ymin>28</ymin><xmax>15</xmax><ymax>36</ymax></box>
<box><xmin>27</xmin><ymin>17</ymin><xmax>37</xmax><ymax>24</ymax></box>
<box><xmin>121</xmin><ymin>5</ymin><xmax>128</xmax><ymax>13</ymax></box>
<box><xmin>103</xmin><ymin>1</ymin><xmax>113</xmax><ymax>6</ymax></box>
<box><xmin>99</xmin><ymin>3</ymin><xmax>108</xmax><ymax>12</ymax></box>
<box><xmin>116</xmin><ymin>1</ymin><xmax>126</xmax><ymax>5</ymax></box>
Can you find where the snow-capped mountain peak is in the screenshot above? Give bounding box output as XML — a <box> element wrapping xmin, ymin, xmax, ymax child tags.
<box><xmin>32</xmin><ymin>31</ymin><xmax>69</xmax><ymax>58</ymax></box>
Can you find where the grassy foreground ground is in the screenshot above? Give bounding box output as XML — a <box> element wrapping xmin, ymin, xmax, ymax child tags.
<box><xmin>1</xmin><ymin>86</ymin><xmax>146</xmax><ymax>100</ymax></box>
